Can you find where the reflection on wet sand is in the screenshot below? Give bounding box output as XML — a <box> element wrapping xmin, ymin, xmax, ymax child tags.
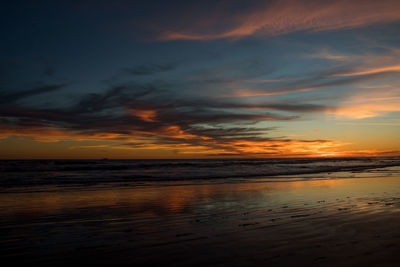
<box><xmin>1</xmin><ymin>171</ymin><xmax>400</xmax><ymax>265</ymax></box>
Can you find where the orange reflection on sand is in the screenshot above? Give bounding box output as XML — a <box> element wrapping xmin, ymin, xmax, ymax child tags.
<box><xmin>2</xmin><ymin>176</ymin><xmax>398</xmax><ymax>219</ymax></box>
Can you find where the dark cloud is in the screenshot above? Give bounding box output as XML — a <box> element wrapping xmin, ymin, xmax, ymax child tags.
<box><xmin>124</xmin><ymin>63</ymin><xmax>177</xmax><ymax>76</ymax></box>
<box><xmin>0</xmin><ymin>84</ymin><xmax>66</xmax><ymax>105</ymax></box>
<box><xmin>0</xmin><ymin>79</ymin><xmax>304</xmax><ymax>154</ymax></box>
<box><xmin>43</xmin><ymin>65</ymin><xmax>56</xmax><ymax>77</ymax></box>
<box><xmin>219</xmin><ymin>103</ymin><xmax>330</xmax><ymax>113</ymax></box>
<box><xmin>1</xmin><ymin>55</ymin><xmax>381</xmax><ymax>156</ymax></box>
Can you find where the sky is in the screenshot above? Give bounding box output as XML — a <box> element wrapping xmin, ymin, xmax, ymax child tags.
<box><xmin>1</xmin><ymin>0</ymin><xmax>400</xmax><ymax>159</ymax></box>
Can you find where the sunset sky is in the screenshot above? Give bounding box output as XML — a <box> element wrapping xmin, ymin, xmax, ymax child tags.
<box><xmin>1</xmin><ymin>0</ymin><xmax>400</xmax><ymax>159</ymax></box>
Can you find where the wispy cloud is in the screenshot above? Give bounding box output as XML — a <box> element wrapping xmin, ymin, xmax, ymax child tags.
<box><xmin>0</xmin><ymin>84</ymin><xmax>66</xmax><ymax>104</ymax></box>
<box><xmin>0</xmin><ymin>79</ymin><xmax>343</xmax><ymax>157</ymax></box>
<box><xmin>330</xmin><ymin>65</ymin><xmax>400</xmax><ymax>77</ymax></box>
<box><xmin>327</xmin><ymin>90</ymin><xmax>400</xmax><ymax>119</ymax></box>
<box><xmin>156</xmin><ymin>0</ymin><xmax>400</xmax><ymax>41</ymax></box>
<box><xmin>123</xmin><ymin>63</ymin><xmax>177</xmax><ymax>76</ymax></box>
<box><xmin>219</xmin><ymin>71</ymin><xmax>388</xmax><ymax>98</ymax></box>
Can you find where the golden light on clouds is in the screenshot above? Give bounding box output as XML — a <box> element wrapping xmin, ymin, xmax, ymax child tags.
<box><xmin>158</xmin><ymin>0</ymin><xmax>400</xmax><ymax>41</ymax></box>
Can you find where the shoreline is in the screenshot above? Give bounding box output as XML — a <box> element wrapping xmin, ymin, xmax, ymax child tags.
<box><xmin>1</xmin><ymin>159</ymin><xmax>400</xmax><ymax>188</ymax></box>
<box><xmin>1</xmin><ymin>165</ymin><xmax>399</xmax><ymax>192</ymax></box>
<box><xmin>1</xmin><ymin>169</ymin><xmax>400</xmax><ymax>265</ymax></box>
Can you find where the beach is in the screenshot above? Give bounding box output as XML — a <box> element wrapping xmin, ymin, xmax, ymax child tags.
<box><xmin>3</xmin><ymin>0</ymin><xmax>400</xmax><ymax>265</ymax></box>
<box><xmin>1</xmin><ymin>161</ymin><xmax>400</xmax><ymax>265</ymax></box>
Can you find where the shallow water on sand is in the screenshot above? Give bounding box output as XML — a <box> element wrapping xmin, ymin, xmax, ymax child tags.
<box><xmin>1</xmin><ymin>167</ymin><xmax>400</xmax><ymax>265</ymax></box>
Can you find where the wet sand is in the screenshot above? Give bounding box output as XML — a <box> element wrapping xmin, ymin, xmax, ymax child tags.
<box><xmin>1</xmin><ymin>168</ymin><xmax>400</xmax><ymax>265</ymax></box>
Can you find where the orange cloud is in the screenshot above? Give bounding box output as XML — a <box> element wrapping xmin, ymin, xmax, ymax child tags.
<box><xmin>221</xmin><ymin>87</ymin><xmax>317</xmax><ymax>98</ymax></box>
<box><xmin>327</xmin><ymin>90</ymin><xmax>400</xmax><ymax>119</ymax></box>
<box><xmin>329</xmin><ymin>103</ymin><xmax>400</xmax><ymax>119</ymax></box>
<box><xmin>304</xmin><ymin>48</ymin><xmax>358</xmax><ymax>62</ymax></box>
<box><xmin>128</xmin><ymin>108</ymin><xmax>158</xmax><ymax>122</ymax></box>
<box><xmin>158</xmin><ymin>0</ymin><xmax>400</xmax><ymax>41</ymax></box>
<box><xmin>224</xmin><ymin>139</ymin><xmax>348</xmax><ymax>157</ymax></box>
<box><xmin>0</xmin><ymin>123</ymin><xmax>347</xmax><ymax>157</ymax></box>
<box><xmin>330</xmin><ymin>65</ymin><xmax>400</xmax><ymax>77</ymax></box>
<box><xmin>2</xmin><ymin>125</ymin><xmax>398</xmax><ymax>158</ymax></box>
<box><xmin>158</xmin><ymin>125</ymin><xmax>199</xmax><ymax>139</ymax></box>
<box><xmin>0</xmin><ymin>126</ymin><xmax>146</xmax><ymax>143</ymax></box>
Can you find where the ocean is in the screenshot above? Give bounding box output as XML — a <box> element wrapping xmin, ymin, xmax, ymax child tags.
<box><xmin>1</xmin><ymin>157</ymin><xmax>400</xmax><ymax>264</ymax></box>
<box><xmin>1</xmin><ymin>157</ymin><xmax>400</xmax><ymax>187</ymax></box>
